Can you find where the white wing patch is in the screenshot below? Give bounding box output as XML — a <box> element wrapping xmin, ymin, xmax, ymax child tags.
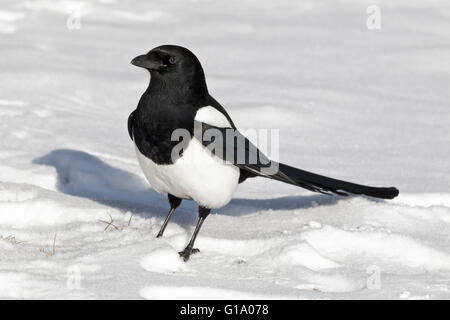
<box><xmin>195</xmin><ymin>106</ymin><xmax>231</xmax><ymax>128</ymax></box>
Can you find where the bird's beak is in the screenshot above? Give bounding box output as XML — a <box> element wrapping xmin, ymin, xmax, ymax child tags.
<box><xmin>131</xmin><ymin>54</ymin><xmax>165</xmax><ymax>70</ymax></box>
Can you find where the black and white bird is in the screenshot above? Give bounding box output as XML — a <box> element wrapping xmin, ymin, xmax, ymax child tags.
<box><xmin>128</xmin><ymin>45</ymin><xmax>399</xmax><ymax>261</ymax></box>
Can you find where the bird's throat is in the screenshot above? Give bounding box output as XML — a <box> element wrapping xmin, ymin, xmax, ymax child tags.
<box><xmin>147</xmin><ymin>73</ymin><xmax>209</xmax><ymax>106</ymax></box>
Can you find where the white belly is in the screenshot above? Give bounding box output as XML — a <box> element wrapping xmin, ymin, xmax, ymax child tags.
<box><xmin>134</xmin><ymin>138</ymin><xmax>240</xmax><ymax>209</ymax></box>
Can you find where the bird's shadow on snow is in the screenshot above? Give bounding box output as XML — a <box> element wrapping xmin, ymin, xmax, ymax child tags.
<box><xmin>33</xmin><ymin>149</ymin><xmax>343</xmax><ymax>225</ymax></box>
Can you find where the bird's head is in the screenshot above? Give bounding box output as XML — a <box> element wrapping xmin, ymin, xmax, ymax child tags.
<box><xmin>131</xmin><ymin>45</ymin><xmax>208</xmax><ymax>101</ymax></box>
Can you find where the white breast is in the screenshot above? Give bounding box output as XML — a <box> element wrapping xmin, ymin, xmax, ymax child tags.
<box><xmin>134</xmin><ymin>106</ymin><xmax>239</xmax><ymax>209</ymax></box>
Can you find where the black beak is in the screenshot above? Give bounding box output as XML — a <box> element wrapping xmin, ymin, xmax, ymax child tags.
<box><xmin>131</xmin><ymin>54</ymin><xmax>165</xmax><ymax>70</ymax></box>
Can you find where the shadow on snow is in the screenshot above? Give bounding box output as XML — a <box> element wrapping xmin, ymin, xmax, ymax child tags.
<box><xmin>33</xmin><ymin>149</ymin><xmax>343</xmax><ymax>225</ymax></box>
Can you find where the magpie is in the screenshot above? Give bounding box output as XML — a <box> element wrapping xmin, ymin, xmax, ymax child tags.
<box><xmin>128</xmin><ymin>45</ymin><xmax>399</xmax><ymax>261</ymax></box>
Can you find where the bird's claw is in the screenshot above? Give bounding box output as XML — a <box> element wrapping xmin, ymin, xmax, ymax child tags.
<box><xmin>178</xmin><ymin>247</ymin><xmax>200</xmax><ymax>261</ymax></box>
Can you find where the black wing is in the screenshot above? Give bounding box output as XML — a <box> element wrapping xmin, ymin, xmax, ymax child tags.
<box><xmin>128</xmin><ymin>110</ymin><xmax>135</xmax><ymax>141</ymax></box>
<box><xmin>193</xmin><ymin>121</ymin><xmax>324</xmax><ymax>193</ymax></box>
<box><xmin>194</xmin><ymin>121</ymin><xmax>399</xmax><ymax>199</ymax></box>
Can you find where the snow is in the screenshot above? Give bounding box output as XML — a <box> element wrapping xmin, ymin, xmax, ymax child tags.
<box><xmin>141</xmin><ymin>247</ymin><xmax>190</xmax><ymax>274</ymax></box>
<box><xmin>0</xmin><ymin>0</ymin><xmax>449</xmax><ymax>299</ymax></box>
<box><xmin>140</xmin><ymin>286</ymin><xmax>291</xmax><ymax>300</ymax></box>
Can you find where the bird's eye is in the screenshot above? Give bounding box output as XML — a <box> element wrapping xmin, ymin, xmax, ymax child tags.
<box><xmin>168</xmin><ymin>56</ymin><xmax>176</xmax><ymax>65</ymax></box>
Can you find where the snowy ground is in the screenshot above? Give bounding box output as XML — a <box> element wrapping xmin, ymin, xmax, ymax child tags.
<box><xmin>1</xmin><ymin>0</ymin><xmax>450</xmax><ymax>299</ymax></box>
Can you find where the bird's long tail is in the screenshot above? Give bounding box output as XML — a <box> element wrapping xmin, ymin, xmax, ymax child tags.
<box><xmin>269</xmin><ymin>162</ymin><xmax>399</xmax><ymax>200</ymax></box>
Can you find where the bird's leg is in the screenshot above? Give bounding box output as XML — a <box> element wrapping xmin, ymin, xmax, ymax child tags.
<box><xmin>179</xmin><ymin>206</ymin><xmax>210</xmax><ymax>261</ymax></box>
<box><xmin>156</xmin><ymin>208</ymin><xmax>175</xmax><ymax>238</ymax></box>
<box><xmin>156</xmin><ymin>194</ymin><xmax>182</xmax><ymax>238</ymax></box>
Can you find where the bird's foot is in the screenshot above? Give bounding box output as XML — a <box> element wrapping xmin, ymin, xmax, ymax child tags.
<box><xmin>178</xmin><ymin>247</ymin><xmax>200</xmax><ymax>261</ymax></box>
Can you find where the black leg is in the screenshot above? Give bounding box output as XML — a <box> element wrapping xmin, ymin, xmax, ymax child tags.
<box><xmin>179</xmin><ymin>206</ymin><xmax>210</xmax><ymax>261</ymax></box>
<box><xmin>156</xmin><ymin>194</ymin><xmax>182</xmax><ymax>238</ymax></box>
